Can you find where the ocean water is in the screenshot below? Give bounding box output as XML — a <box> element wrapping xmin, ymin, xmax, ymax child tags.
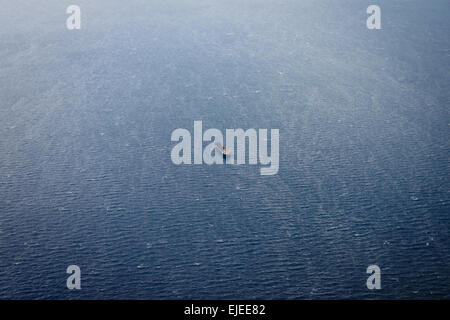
<box><xmin>0</xmin><ymin>0</ymin><xmax>449</xmax><ymax>299</ymax></box>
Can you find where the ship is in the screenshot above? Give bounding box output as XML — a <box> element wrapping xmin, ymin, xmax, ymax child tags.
<box><xmin>215</xmin><ymin>142</ymin><xmax>231</xmax><ymax>156</ymax></box>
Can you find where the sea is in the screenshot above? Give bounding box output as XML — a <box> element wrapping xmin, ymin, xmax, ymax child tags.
<box><xmin>0</xmin><ymin>0</ymin><xmax>449</xmax><ymax>299</ymax></box>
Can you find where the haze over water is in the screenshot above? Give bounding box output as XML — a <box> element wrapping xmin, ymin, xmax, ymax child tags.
<box><xmin>0</xmin><ymin>0</ymin><xmax>449</xmax><ymax>299</ymax></box>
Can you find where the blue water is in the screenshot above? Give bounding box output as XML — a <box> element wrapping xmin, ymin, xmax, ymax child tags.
<box><xmin>0</xmin><ymin>0</ymin><xmax>449</xmax><ymax>299</ymax></box>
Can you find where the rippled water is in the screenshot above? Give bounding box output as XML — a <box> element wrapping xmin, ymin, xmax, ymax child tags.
<box><xmin>0</xmin><ymin>0</ymin><xmax>449</xmax><ymax>299</ymax></box>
